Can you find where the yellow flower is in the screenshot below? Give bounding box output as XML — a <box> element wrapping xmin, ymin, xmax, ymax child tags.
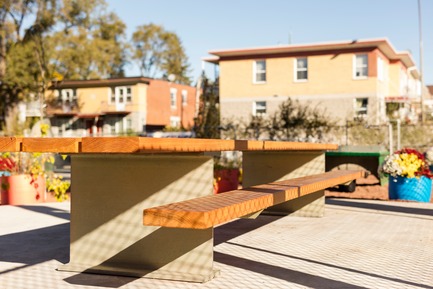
<box><xmin>395</xmin><ymin>153</ymin><xmax>423</xmax><ymax>178</ymax></box>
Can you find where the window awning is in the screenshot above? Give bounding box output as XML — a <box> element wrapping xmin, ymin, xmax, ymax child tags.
<box><xmin>51</xmin><ymin>112</ymin><xmax>77</xmax><ymax>117</ymax></box>
<box><xmin>102</xmin><ymin>111</ymin><xmax>131</xmax><ymax>116</ymax></box>
<box><xmin>77</xmin><ymin>114</ymin><xmax>103</xmax><ymax>119</ymax></box>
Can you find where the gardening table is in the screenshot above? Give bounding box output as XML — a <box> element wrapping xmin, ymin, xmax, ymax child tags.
<box><xmin>0</xmin><ymin>136</ymin><xmax>342</xmax><ymax>282</ymax></box>
<box><xmin>325</xmin><ymin>145</ymin><xmax>389</xmax><ymax>185</ymax></box>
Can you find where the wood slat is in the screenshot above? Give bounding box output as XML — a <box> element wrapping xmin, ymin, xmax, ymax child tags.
<box><xmin>81</xmin><ymin>137</ymin><xmax>237</xmax><ymax>153</ymax></box>
<box><xmin>81</xmin><ymin>137</ymin><xmax>140</xmax><ymax>153</ymax></box>
<box><xmin>143</xmin><ymin>170</ymin><xmax>366</xmax><ymax>229</ymax></box>
<box><xmin>263</xmin><ymin>141</ymin><xmax>338</xmax><ymax>151</ymax></box>
<box><xmin>143</xmin><ymin>184</ymin><xmax>299</xmax><ymax>229</ymax></box>
<box><xmin>234</xmin><ymin>140</ymin><xmax>264</xmax><ymax>150</ymax></box>
<box><xmin>270</xmin><ymin>170</ymin><xmax>368</xmax><ymax>196</ymax></box>
<box><xmin>0</xmin><ymin>137</ymin><xmax>22</xmax><ymax>152</ymax></box>
<box><xmin>21</xmin><ymin>138</ymin><xmax>81</xmax><ymax>153</ymax></box>
<box><xmin>0</xmin><ymin>137</ymin><xmax>340</xmax><ymax>153</ymax></box>
<box><xmin>81</xmin><ymin>137</ymin><xmax>338</xmax><ymax>153</ymax></box>
<box><xmin>137</xmin><ymin>137</ymin><xmax>236</xmax><ymax>152</ymax></box>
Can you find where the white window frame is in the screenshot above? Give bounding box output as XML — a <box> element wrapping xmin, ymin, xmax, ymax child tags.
<box><xmin>253</xmin><ymin>60</ymin><xmax>266</xmax><ymax>84</ymax></box>
<box><xmin>181</xmin><ymin>90</ymin><xmax>188</xmax><ymax>106</ymax></box>
<box><xmin>170</xmin><ymin>116</ymin><xmax>180</xmax><ymax>127</ymax></box>
<box><xmin>126</xmin><ymin>87</ymin><xmax>132</xmax><ymax>103</ymax></box>
<box><xmin>253</xmin><ymin>101</ymin><xmax>267</xmax><ymax>116</ymax></box>
<box><xmin>294</xmin><ymin>58</ymin><xmax>308</xmax><ymax>82</ymax></box>
<box><xmin>170</xmin><ymin>88</ymin><xmax>177</xmax><ymax>109</ymax></box>
<box><xmin>354</xmin><ymin>54</ymin><xmax>368</xmax><ymax>79</ymax></box>
<box><xmin>110</xmin><ymin>87</ymin><xmax>116</xmax><ymax>104</ymax></box>
<box><xmin>118</xmin><ymin>87</ymin><xmax>125</xmax><ymax>104</ymax></box>
<box><xmin>354</xmin><ymin>98</ymin><xmax>368</xmax><ymax>118</ymax></box>
<box><xmin>61</xmin><ymin>89</ymin><xmax>76</xmax><ymax>102</ymax></box>
<box><xmin>111</xmin><ymin>86</ymin><xmax>132</xmax><ymax>105</ymax></box>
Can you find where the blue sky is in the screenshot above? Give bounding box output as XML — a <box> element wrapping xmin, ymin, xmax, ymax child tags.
<box><xmin>106</xmin><ymin>0</ymin><xmax>433</xmax><ymax>85</ymax></box>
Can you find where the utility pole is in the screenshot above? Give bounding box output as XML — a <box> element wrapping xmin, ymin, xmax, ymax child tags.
<box><xmin>418</xmin><ymin>0</ymin><xmax>425</xmax><ymax>123</ymax></box>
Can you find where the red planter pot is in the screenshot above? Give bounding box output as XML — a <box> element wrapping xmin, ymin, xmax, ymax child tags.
<box><xmin>214</xmin><ymin>169</ymin><xmax>240</xmax><ymax>194</ymax></box>
<box><xmin>1</xmin><ymin>175</ymin><xmax>46</xmax><ymax>205</ymax></box>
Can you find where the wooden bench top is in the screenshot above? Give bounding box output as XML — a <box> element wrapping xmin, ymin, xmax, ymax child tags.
<box><xmin>0</xmin><ymin>137</ymin><xmax>338</xmax><ymax>153</ymax></box>
<box><xmin>142</xmin><ymin>170</ymin><xmax>367</xmax><ymax>229</ymax></box>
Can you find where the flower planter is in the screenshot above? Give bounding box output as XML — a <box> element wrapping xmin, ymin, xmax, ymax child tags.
<box><xmin>0</xmin><ymin>175</ymin><xmax>46</xmax><ymax>205</ymax></box>
<box><xmin>389</xmin><ymin>175</ymin><xmax>432</xmax><ymax>202</ymax></box>
<box><xmin>214</xmin><ymin>169</ymin><xmax>240</xmax><ymax>194</ymax></box>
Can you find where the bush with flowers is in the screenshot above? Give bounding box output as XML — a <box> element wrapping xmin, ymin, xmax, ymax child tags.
<box><xmin>0</xmin><ymin>152</ymin><xmax>70</xmax><ymax>202</ymax></box>
<box><xmin>380</xmin><ymin>148</ymin><xmax>433</xmax><ymax>179</ymax></box>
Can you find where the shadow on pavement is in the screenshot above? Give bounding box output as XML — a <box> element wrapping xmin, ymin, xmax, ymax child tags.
<box><xmin>16</xmin><ymin>205</ymin><xmax>70</xmax><ymax>221</ymax></box>
<box><xmin>215</xmin><ymin>214</ymin><xmax>284</xmax><ymax>245</ymax></box>
<box><xmin>64</xmin><ymin>273</ymin><xmax>137</xmax><ymax>288</ymax></box>
<box><xmin>218</xmin><ymin>242</ymin><xmax>433</xmax><ymax>289</ymax></box>
<box><xmin>0</xmin><ymin>223</ymin><xmax>69</xmax><ymax>274</ymax></box>
<box><xmin>215</xmin><ymin>251</ymin><xmax>367</xmax><ymax>289</ymax></box>
<box><xmin>326</xmin><ymin>198</ymin><xmax>433</xmax><ymax>216</ymax></box>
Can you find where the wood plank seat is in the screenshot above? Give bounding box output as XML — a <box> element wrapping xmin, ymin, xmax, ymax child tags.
<box><xmin>0</xmin><ymin>136</ymin><xmax>338</xmax><ymax>153</ymax></box>
<box><xmin>143</xmin><ymin>169</ymin><xmax>367</xmax><ymax>229</ymax></box>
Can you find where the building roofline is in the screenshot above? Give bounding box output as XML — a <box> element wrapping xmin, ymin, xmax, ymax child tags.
<box><xmin>50</xmin><ymin>76</ymin><xmax>151</xmax><ymax>89</ymax></box>
<box><xmin>206</xmin><ymin>37</ymin><xmax>418</xmax><ymax>74</ymax></box>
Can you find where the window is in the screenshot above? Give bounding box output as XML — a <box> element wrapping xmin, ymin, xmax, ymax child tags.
<box><xmin>59</xmin><ymin>89</ymin><xmax>77</xmax><ymax>106</ymax></box>
<box><xmin>170</xmin><ymin>116</ymin><xmax>180</xmax><ymax>127</ymax></box>
<box><xmin>354</xmin><ymin>54</ymin><xmax>368</xmax><ymax>78</ymax></box>
<box><xmin>253</xmin><ymin>101</ymin><xmax>267</xmax><ymax>116</ymax></box>
<box><xmin>354</xmin><ymin>98</ymin><xmax>368</xmax><ymax>118</ymax></box>
<box><xmin>59</xmin><ymin>89</ymin><xmax>77</xmax><ymax>110</ymax></box>
<box><xmin>126</xmin><ymin>87</ymin><xmax>132</xmax><ymax>102</ymax></box>
<box><xmin>181</xmin><ymin>90</ymin><xmax>188</xmax><ymax>106</ymax></box>
<box><xmin>295</xmin><ymin>58</ymin><xmax>308</xmax><ymax>81</ymax></box>
<box><xmin>118</xmin><ymin>87</ymin><xmax>124</xmax><ymax>103</ymax></box>
<box><xmin>170</xmin><ymin>88</ymin><xmax>177</xmax><ymax>108</ymax></box>
<box><xmin>61</xmin><ymin>89</ymin><xmax>76</xmax><ymax>102</ymax></box>
<box><xmin>254</xmin><ymin>60</ymin><xmax>266</xmax><ymax>83</ymax></box>
<box><xmin>112</xmin><ymin>86</ymin><xmax>132</xmax><ymax>104</ymax></box>
<box><xmin>111</xmin><ymin>88</ymin><xmax>116</xmax><ymax>103</ymax></box>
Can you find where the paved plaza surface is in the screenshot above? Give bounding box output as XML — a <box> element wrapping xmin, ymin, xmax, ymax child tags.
<box><xmin>0</xmin><ymin>198</ymin><xmax>432</xmax><ymax>289</ymax></box>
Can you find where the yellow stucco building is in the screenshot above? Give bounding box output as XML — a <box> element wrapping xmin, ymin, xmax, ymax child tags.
<box><xmin>205</xmin><ymin>38</ymin><xmax>422</xmax><ymax>125</ymax></box>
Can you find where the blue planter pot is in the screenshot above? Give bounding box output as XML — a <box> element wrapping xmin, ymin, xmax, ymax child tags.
<box><xmin>389</xmin><ymin>176</ymin><xmax>432</xmax><ymax>202</ymax></box>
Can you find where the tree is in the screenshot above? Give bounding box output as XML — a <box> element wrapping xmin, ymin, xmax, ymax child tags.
<box><xmin>132</xmin><ymin>23</ymin><xmax>191</xmax><ymax>84</ymax></box>
<box><xmin>50</xmin><ymin>9</ymin><xmax>127</xmax><ymax>80</ymax></box>
<box><xmin>0</xmin><ymin>0</ymin><xmax>127</xmax><ymax>130</ymax></box>
<box><xmin>0</xmin><ymin>0</ymin><xmax>57</xmax><ymax>128</ymax></box>
<box><xmin>193</xmin><ymin>76</ymin><xmax>220</xmax><ymax>139</ymax></box>
<box><xmin>160</xmin><ymin>32</ymin><xmax>190</xmax><ymax>84</ymax></box>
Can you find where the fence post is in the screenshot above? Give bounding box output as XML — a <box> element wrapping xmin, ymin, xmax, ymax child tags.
<box><xmin>388</xmin><ymin>123</ymin><xmax>393</xmax><ymax>154</ymax></box>
<box><xmin>396</xmin><ymin>120</ymin><xmax>401</xmax><ymax>151</ymax></box>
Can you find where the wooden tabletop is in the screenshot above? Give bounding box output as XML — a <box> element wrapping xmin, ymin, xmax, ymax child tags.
<box><xmin>0</xmin><ymin>137</ymin><xmax>338</xmax><ymax>154</ymax></box>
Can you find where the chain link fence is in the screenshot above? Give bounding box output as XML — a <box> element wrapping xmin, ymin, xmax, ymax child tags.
<box><xmin>326</xmin><ymin>123</ymin><xmax>433</xmax><ymax>152</ymax></box>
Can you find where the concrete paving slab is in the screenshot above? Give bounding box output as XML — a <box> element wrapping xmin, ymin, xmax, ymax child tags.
<box><xmin>0</xmin><ymin>199</ymin><xmax>432</xmax><ymax>289</ymax></box>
